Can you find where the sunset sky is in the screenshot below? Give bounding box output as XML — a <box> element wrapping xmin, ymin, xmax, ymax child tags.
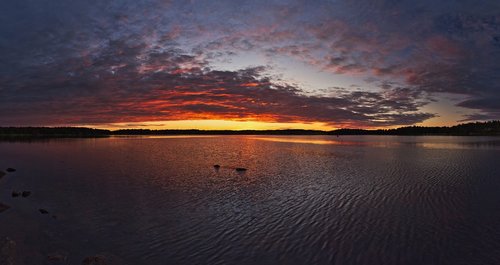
<box><xmin>1</xmin><ymin>0</ymin><xmax>499</xmax><ymax>130</ymax></box>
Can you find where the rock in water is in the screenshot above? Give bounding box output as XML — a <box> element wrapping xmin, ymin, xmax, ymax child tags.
<box><xmin>0</xmin><ymin>203</ymin><xmax>10</xmax><ymax>213</ymax></box>
<box><xmin>39</xmin><ymin>209</ymin><xmax>49</xmax><ymax>214</ymax></box>
<box><xmin>0</xmin><ymin>238</ymin><xmax>16</xmax><ymax>265</ymax></box>
<box><xmin>5</xmin><ymin>168</ymin><xmax>15</xmax><ymax>173</ymax></box>
<box><xmin>82</xmin><ymin>255</ymin><xmax>107</xmax><ymax>265</ymax></box>
<box><xmin>22</xmin><ymin>191</ymin><xmax>31</xmax><ymax>198</ymax></box>
<box><xmin>46</xmin><ymin>253</ymin><xmax>68</xmax><ymax>265</ymax></box>
<box><xmin>11</xmin><ymin>192</ymin><xmax>20</xmax><ymax>198</ymax></box>
<box><xmin>235</xmin><ymin>167</ymin><xmax>247</xmax><ymax>172</ymax></box>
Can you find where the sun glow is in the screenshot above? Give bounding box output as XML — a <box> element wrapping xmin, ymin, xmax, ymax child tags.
<box><xmin>96</xmin><ymin>120</ymin><xmax>336</xmax><ymax>131</ymax></box>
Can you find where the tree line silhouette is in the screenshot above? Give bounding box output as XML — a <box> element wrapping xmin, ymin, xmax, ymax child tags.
<box><xmin>0</xmin><ymin>121</ymin><xmax>499</xmax><ymax>137</ymax></box>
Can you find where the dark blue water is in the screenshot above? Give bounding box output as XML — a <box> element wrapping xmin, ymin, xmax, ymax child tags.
<box><xmin>1</xmin><ymin>136</ymin><xmax>499</xmax><ymax>264</ymax></box>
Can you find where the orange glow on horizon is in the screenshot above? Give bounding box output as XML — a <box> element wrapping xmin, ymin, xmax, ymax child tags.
<box><xmin>87</xmin><ymin>120</ymin><xmax>338</xmax><ymax>131</ymax></box>
<box><xmin>67</xmin><ymin>117</ymin><xmax>462</xmax><ymax>131</ymax></box>
<box><xmin>75</xmin><ymin>117</ymin><xmax>459</xmax><ymax>131</ymax></box>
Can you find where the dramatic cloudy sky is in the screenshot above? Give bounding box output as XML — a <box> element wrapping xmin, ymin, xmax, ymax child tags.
<box><xmin>1</xmin><ymin>0</ymin><xmax>499</xmax><ymax>129</ymax></box>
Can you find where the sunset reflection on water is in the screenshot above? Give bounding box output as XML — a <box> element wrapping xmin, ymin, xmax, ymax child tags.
<box><xmin>250</xmin><ymin>137</ymin><xmax>345</xmax><ymax>145</ymax></box>
<box><xmin>1</xmin><ymin>135</ymin><xmax>500</xmax><ymax>264</ymax></box>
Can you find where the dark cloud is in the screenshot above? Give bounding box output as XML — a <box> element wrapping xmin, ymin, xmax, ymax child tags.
<box><xmin>456</xmin><ymin>97</ymin><xmax>500</xmax><ymax>122</ymax></box>
<box><xmin>0</xmin><ymin>36</ymin><xmax>433</xmax><ymax>127</ymax></box>
<box><xmin>0</xmin><ymin>0</ymin><xmax>498</xmax><ymax>127</ymax></box>
<box><xmin>458</xmin><ymin>98</ymin><xmax>500</xmax><ymax>110</ymax></box>
<box><xmin>191</xmin><ymin>1</ymin><xmax>500</xmax><ymax>120</ymax></box>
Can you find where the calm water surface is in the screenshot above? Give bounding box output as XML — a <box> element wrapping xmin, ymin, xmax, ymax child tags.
<box><xmin>1</xmin><ymin>136</ymin><xmax>499</xmax><ymax>264</ymax></box>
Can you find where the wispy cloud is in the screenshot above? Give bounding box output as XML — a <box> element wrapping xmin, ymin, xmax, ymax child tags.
<box><xmin>0</xmin><ymin>38</ymin><xmax>433</xmax><ymax>127</ymax></box>
<box><xmin>0</xmin><ymin>0</ymin><xmax>498</xmax><ymax>127</ymax></box>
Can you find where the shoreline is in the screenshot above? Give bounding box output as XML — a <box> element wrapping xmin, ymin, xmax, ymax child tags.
<box><xmin>0</xmin><ymin>121</ymin><xmax>499</xmax><ymax>137</ymax></box>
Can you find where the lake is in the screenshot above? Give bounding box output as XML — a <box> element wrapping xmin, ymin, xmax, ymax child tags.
<box><xmin>1</xmin><ymin>135</ymin><xmax>500</xmax><ymax>264</ymax></box>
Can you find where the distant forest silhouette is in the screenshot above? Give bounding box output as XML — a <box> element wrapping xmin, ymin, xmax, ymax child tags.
<box><xmin>0</xmin><ymin>121</ymin><xmax>499</xmax><ymax>138</ymax></box>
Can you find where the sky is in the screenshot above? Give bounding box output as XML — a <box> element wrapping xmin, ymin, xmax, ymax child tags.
<box><xmin>1</xmin><ymin>0</ymin><xmax>499</xmax><ymax>130</ymax></box>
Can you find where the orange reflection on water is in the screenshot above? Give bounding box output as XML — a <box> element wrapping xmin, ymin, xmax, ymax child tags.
<box><xmin>112</xmin><ymin>135</ymin><xmax>216</xmax><ymax>139</ymax></box>
<box><xmin>251</xmin><ymin>137</ymin><xmax>346</xmax><ymax>145</ymax></box>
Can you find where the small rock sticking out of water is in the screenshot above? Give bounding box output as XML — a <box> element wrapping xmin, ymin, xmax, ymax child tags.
<box><xmin>46</xmin><ymin>253</ymin><xmax>67</xmax><ymax>265</ymax></box>
<box><xmin>11</xmin><ymin>191</ymin><xmax>31</xmax><ymax>198</ymax></box>
<box><xmin>39</xmin><ymin>209</ymin><xmax>49</xmax><ymax>214</ymax></box>
<box><xmin>5</xmin><ymin>168</ymin><xmax>16</xmax><ymax>173</ymax></box>
<box><xmin>82</xmin><ymin>255</ymin><xmax>107</xmax><ymax>265</ymax></box>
